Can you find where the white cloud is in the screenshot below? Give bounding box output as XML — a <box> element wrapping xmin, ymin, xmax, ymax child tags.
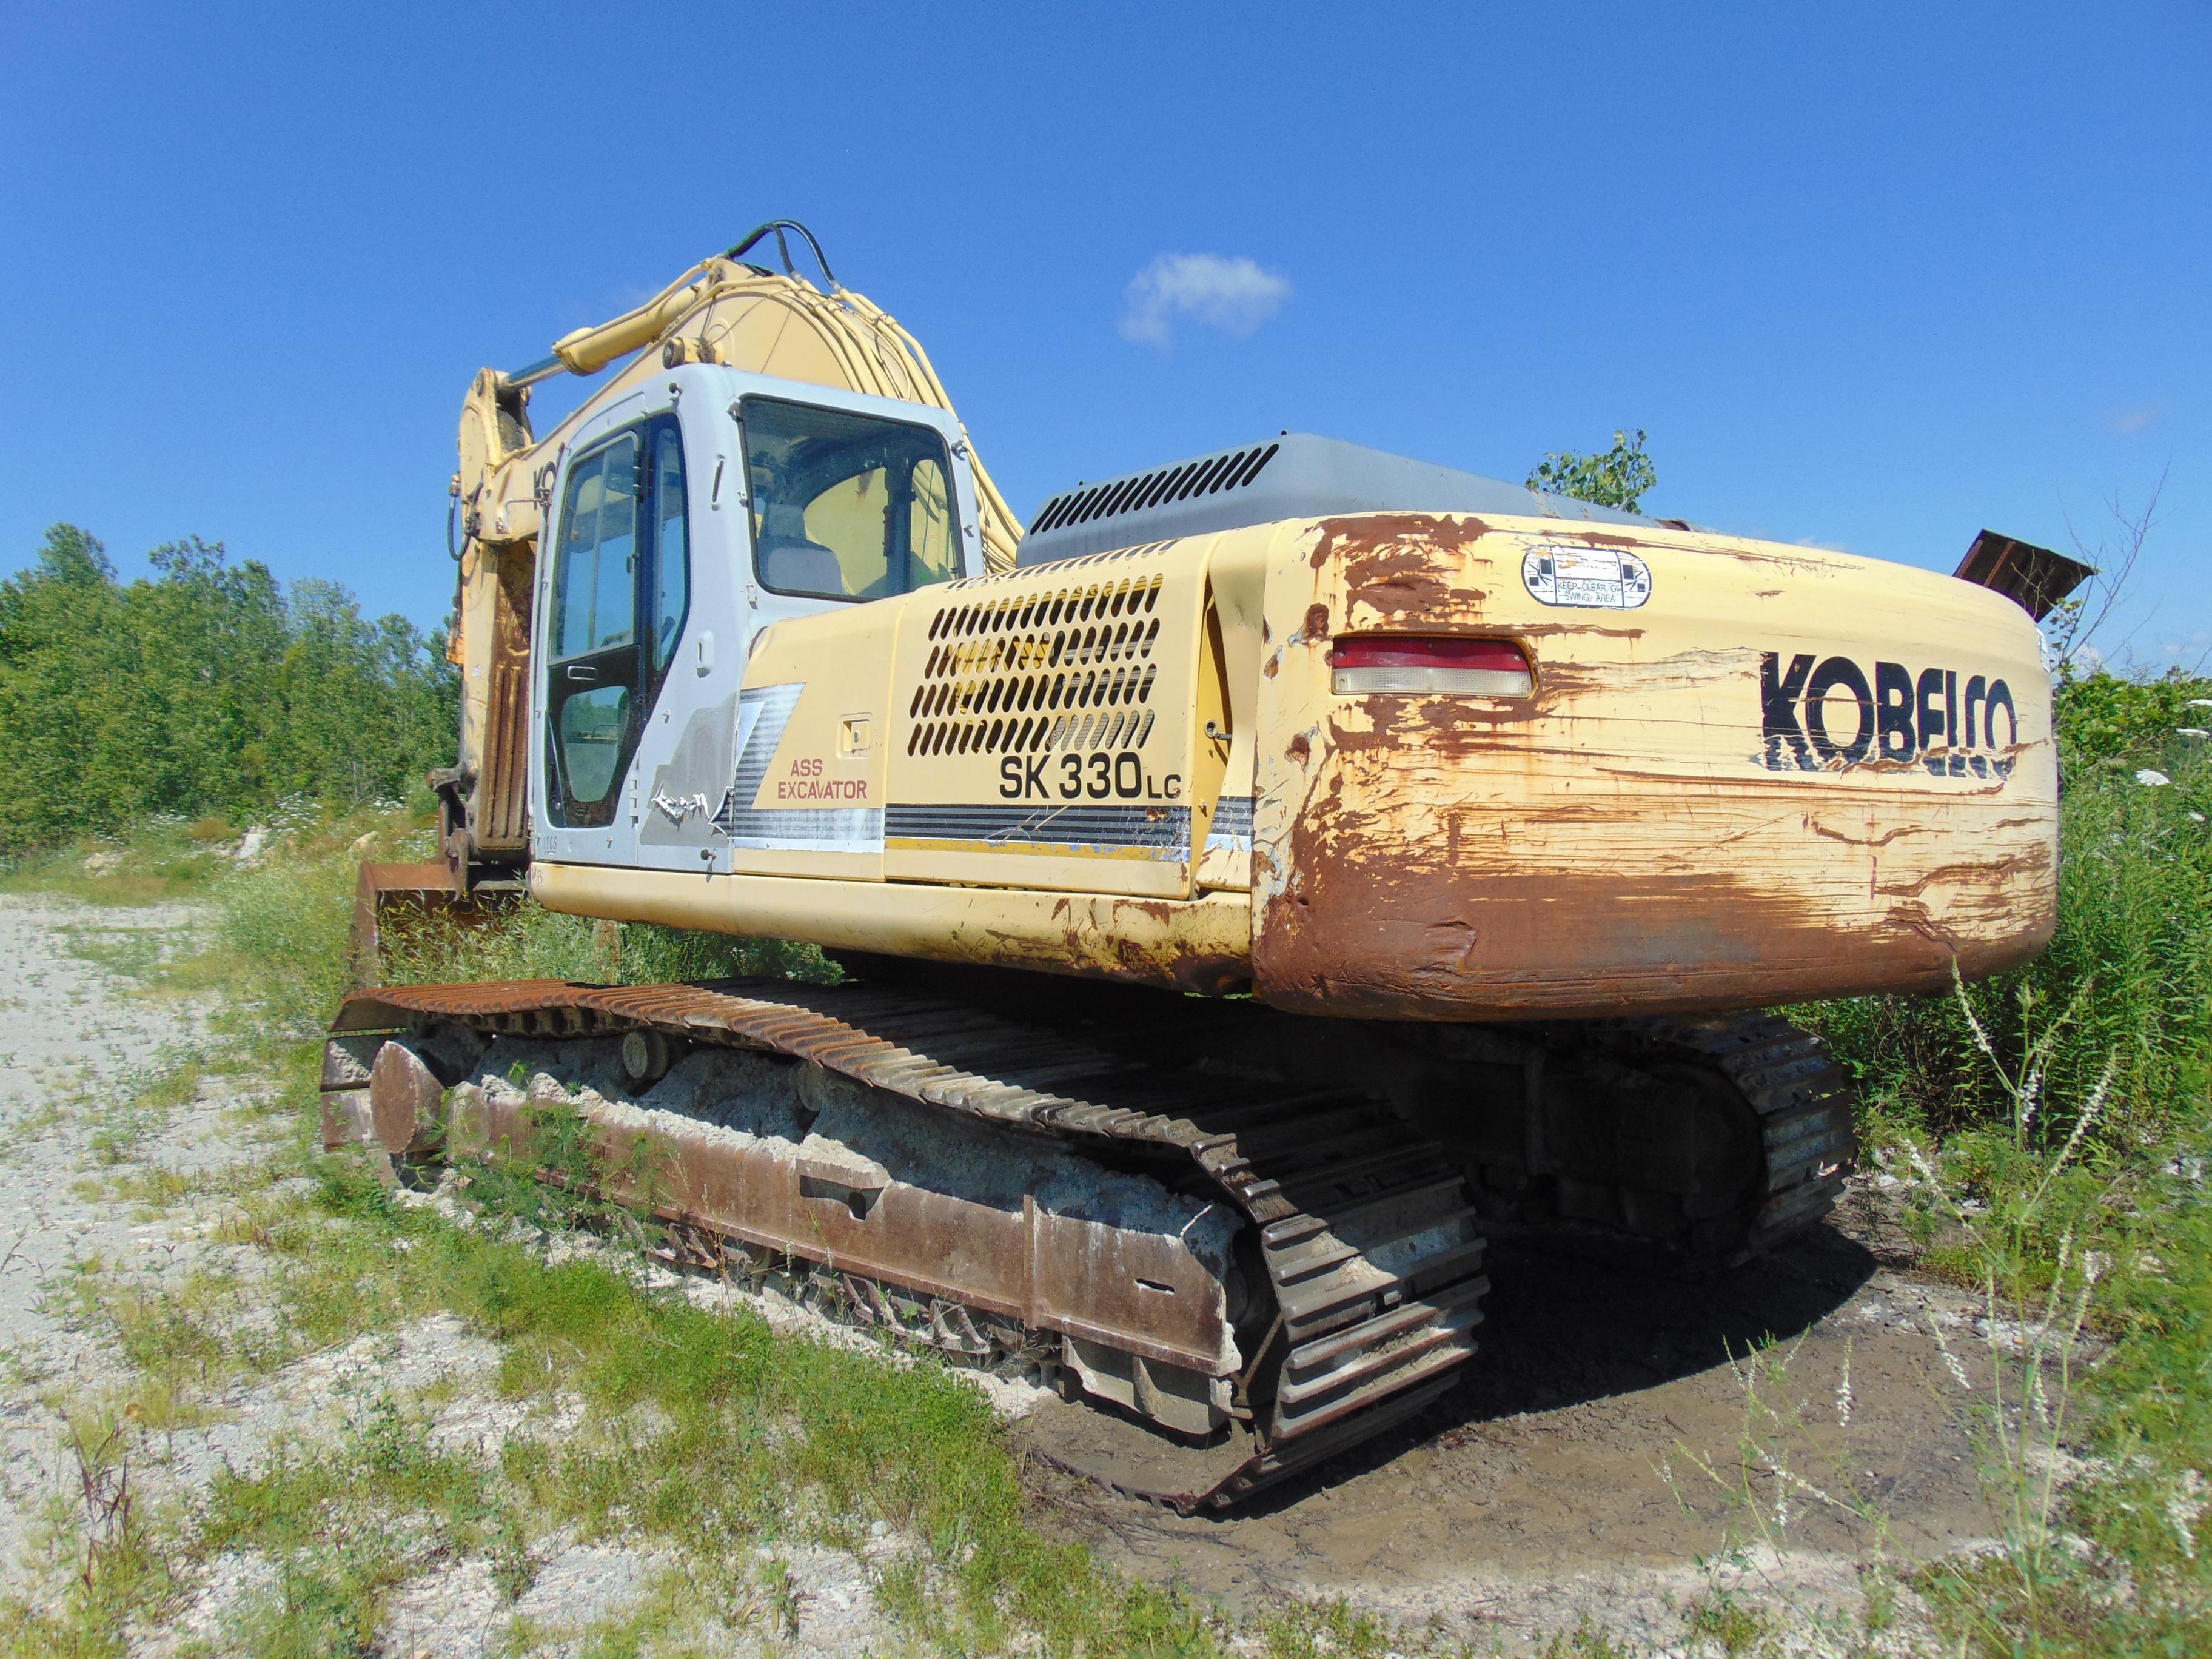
<box><xmin>1120</xmin><ymin>253</ymin><xmax>1291</xmax><ymax>349</ymax></box>
<box><xmin>2105</xmin><ymin>402</ymin><xmax>2167</xmax><ymax>435</ymax></box>
<box><xmin>2159</xmin><ymin>629</ymin><xmax>2211</xmax><ymax>661</ymax></box>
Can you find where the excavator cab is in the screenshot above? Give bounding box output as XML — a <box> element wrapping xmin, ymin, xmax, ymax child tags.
<box><xmin>355</xmin><ymin>351</ymin><xmax>990</xmax><ymax>973</ymax></box>
<box><xmin>529</xmin><ymin>366</ymin><xmax>987</xmax><ymax>878</ymax></box>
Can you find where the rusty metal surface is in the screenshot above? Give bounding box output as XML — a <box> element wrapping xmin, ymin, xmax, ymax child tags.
<box><xmin>446</xmin><ymin>1069</ymin><xmax>1235</xmax><ymax>1377</ymax></box>
<box><xmin>349</xmin><ymin>860</ymin><xmax>465</xmax><ymax>983</ymax></box>
<box><xmin>1247</xmin><ymin>513</ymin><xmax>2062</xmax><ymax>1020</ymax></box>
<box><xmin>368</xmin><ymin>1041</ymin><xmax>446</xmax><ymax>1158</ymax></box>
<box><xmin>340</xmin><ymin>977</ymin><xmax>1149</xmax><ymax>1129</ymax></box>
<box><xmin>474</xmin><ymin>547</ymin><xmax>534</xmax><ymax>851</ymax></box>
<box><xmin>320</xmin><ymin>1088</ymin><xmax>372</xmax><ymax>1155</ymax></box>
<box><xmin>335</xmin><ymin>976</ymin><xmax>1488</xmax><ymax>1510</ymax></box>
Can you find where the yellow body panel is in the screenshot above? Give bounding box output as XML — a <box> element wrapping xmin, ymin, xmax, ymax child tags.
<box><xmin>729</xmin><ymin>603</ymin><xmax>898</xmax><ymax>881</ymax></box>
<box><xmin>529</xmin><ymin>860</ymin><xmax>1252</xmax><ymax>993</ymax></box>
<box><xmin>879</xmin><ymin>543</ymin><xmax>1228</xmax><ymax>900</ymax></box>
<box><xmin>630</xmin><ymin>509</ymin><xmax>2055</xmax><ymax>1019</ymax></box>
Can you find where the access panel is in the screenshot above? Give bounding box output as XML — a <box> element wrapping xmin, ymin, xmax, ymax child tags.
<box><xmin>882</xmin><ymin>541</ymin><xmax>1228</xmax><ymax>899</ymax></box>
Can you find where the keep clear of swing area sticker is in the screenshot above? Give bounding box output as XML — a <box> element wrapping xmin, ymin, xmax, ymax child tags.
<box><xmin>1521</xmin><ymin>542</ymin><xmax>1654</xmax><ymax>609</ymax></box>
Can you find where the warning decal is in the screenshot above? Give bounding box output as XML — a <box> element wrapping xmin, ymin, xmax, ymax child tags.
<box><xmin>1521</xmin><ymin>543</ymin><xmax>1654</xmax><ymax>610</ymax></box>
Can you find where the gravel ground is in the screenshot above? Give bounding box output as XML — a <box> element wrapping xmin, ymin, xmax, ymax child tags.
<box><xmin>0</xmin><ymin>896</ymin><xmax>218</xmax><ymax>1587</ymax></box>
<box><xmin>0</xmin><ymin>894</ymin><xmax>932</xmax><ymax>1657</ymax></box>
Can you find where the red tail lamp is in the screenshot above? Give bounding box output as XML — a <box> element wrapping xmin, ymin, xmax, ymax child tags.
<box><xmin>1329</xmin><ymin>635</ymin><xmax>1533</xmax><ymax>697</ymax></box>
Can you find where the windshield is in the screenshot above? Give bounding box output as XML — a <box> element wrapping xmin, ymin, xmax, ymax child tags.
<box><xmin>742</xmin><ymin>397</ymin><xmax>962</xmax><ymax>600</ymax></box>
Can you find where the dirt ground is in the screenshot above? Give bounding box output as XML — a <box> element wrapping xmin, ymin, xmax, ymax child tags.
<box><xmin>0</xmin><ymin>894</ymin><xmax>2000</xmax><ymax>1653</ymax></box>
<box><xmin>1042</xmin><ymin>1204</ymin><xmax>1996</xmax><ymax>1647</ymax></box>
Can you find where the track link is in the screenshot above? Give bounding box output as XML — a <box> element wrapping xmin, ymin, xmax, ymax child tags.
<box><xmin>330</xmin><ymin>978</ymin><xmax>1487</xmax><ymax>1512</ymax></box>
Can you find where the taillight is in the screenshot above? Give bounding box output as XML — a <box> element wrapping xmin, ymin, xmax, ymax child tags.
<box><xmin>1329</xmin><ymin>635</ymin><xmax>1533</xmax><ymax>697</ymax></box>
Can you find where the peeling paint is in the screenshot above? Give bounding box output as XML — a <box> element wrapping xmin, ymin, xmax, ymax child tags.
<box><xmin>1250</xmin><ymin>511</ymin><xmax>2059</xmax><ymax>1019</ymax></box>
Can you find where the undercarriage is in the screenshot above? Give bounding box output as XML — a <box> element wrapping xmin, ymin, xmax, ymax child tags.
<box><xmin>324</xmin><ymin>971</ymin><xmax>1854</xmax><ymax>1511</ymax></box>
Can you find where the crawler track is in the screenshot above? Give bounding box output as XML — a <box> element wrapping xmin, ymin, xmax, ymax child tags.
<box><xmin>330</xmin><ymin>978</ymin><xmax>1489</xmax><ymax>1512</ymax></box>
<box><xmin>1563</xmin><ymin>1013</ymin><xmax>1860</xmax><ymax>1266</ymax></box>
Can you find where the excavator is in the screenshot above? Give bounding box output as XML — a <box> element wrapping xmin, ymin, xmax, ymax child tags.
<box><xmin>324</xmin><ymin>221</ymin><xmax>2088</xmax><ymax>1510</ymax></box>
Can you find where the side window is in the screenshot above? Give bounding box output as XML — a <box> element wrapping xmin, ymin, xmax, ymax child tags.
<box><xmin>543</xmin><ymin>419</ymin><xmax>688</xmax><ymax>830</ymax></box>
<box><xmin>551</xmin><ymin>437</ymin><xmax>638</xmax><ymax>663</ymax></box>
<box><xmin>742</xmin><ymin>397</ymin><xmax>964</xmax><ymax>601</ymax></box>
<box><xmin>908</xmin><ymin>457</ymin><xmax>959</xmax><ymax>587</ymax></box>
<box><xmin>651</xmin><ymin>426</ymin><xmax>688</xmax><ymax>671</ymax></box>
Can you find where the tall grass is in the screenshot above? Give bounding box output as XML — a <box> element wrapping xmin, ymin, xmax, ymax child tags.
<box><xmin>1808</xmin><ymin>679</ymin><xmax>2212</xmax><ymax>1157</ymax></box>
<box><xmin>1781</xmin><ymin>672</ymin><xmax>2212</xmax><ymax>1651</ymax></box>
<box><xmin>375</xmin><ymin>902</ymin><xmax>832</xmax><ymax>996</ymax></box>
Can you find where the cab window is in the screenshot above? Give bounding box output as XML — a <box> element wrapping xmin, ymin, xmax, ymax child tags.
<box><xmin>544</xmin><ymin>417</ymin><xmax>689</xmax><ymax>828</ymax></box>
<box><xmin>741</xmin><ymin>397</ymin><xmax>964</xmax><ymax>600</ymax></box>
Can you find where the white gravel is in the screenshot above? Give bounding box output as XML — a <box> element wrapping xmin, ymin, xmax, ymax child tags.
<box><xmin>0</xmin><ymin>897</ymin><xmax>217</xmax><ymax>1589</ymax></box>
<box><xmin>0</xmin><ymin>896</ymin><xmax>931</xmax><ymax>1655</ymax></box>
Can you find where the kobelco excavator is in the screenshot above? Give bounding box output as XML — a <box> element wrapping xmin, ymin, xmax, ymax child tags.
<box><xmin>326</xmin><ymin>221</ymin><xmax>2087</xmax><ymax>1510</ymax></box>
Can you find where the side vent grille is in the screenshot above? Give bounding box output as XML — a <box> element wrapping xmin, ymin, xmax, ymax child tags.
<box><xmin>907</xmin><ymin>574</ymin><xmax>1167</xmax><ymax>759</ymax></box>
<box><xmin>1028</xmin><ymin>442</ymin><xmax>1281</xmax><ymax>536</ymax></box>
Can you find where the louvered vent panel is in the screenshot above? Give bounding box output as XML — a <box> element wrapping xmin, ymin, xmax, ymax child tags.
<box><xmin>905</xmin><ymin>568</ymin><xmax>1169</xmax><ymax>761</ymax></box>
<box><xmin>1028</xmin><ymin>441</ymin><xmax>1281</xmax><ymax>536</ymax></box>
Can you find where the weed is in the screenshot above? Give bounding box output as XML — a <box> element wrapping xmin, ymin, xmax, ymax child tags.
<box><xmin>0</xmin><ymin>1404</ymin><xmax>177</xmax><ymax>1659</ymax></box>
<box><xmin>1807</xmin><ymin>689</ymin><xmax>2212</xmax><ymax>1162</ymax></box>
<box><xmin>86</xmin><ymin>1055</ymin><xmax>206</xmax><ymax>1167</ymax></box>
<box><xmin>757</xmin><ymin>1554</ymin><xmax>806</xmax><ymax>1639</ymax></box>
<box><xmin>1260</xmin><ymin>1595</ymin><xmax>1390</xmax><ymax>1658</ymax></box>
<box><xmin>1537</xmin><ymin>1620</ymin><xmax>1644</xmax><ymax>1658</ymax></box>
<box><xmin>1679</xmin><ymin>1588</ymin><xmax>1775</xmax><ymax>1655</ymax></box>
<box><xmin>488</xmin><ymin>1509</ymin><xmax>538</xmax><ymax>1603</ymax></box>
<box><xmin>1677</xmin><ymin>980</ymin><xmax>2212</xmax><ymax>1654</ymax></box>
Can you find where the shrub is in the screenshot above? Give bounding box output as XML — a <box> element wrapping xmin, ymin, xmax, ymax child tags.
<box><xmin>1808</xmin><ymin>672</ymin><xmax>2212</xmax><ymax>1155</ymax></box>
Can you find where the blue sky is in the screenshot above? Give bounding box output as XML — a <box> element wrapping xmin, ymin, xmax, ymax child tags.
<box><xmin>3</xmin><ymin>2</ymin><xmax>2205</xmax><ymax>666</ymax></box>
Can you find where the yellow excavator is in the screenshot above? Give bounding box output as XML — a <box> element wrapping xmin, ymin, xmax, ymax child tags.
<box><xmin>326</xmin><ymin>221</ymin><xmax>2087</xmax><ymax>1509</ymax></box>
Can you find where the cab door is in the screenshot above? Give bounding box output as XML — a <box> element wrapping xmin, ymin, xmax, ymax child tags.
<box><xmin>534</xmin><ymin>407</ymin><xmax>691</xmax><ymax>866</ymax></box>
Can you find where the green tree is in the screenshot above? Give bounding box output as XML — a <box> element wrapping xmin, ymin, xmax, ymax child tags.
<box><xmin>0</xmin><ymin>523</ymin><xmax>458</xmax><ymax>852</ymax></box>
<box><xmin>1527</xmin><ymin>428</ymin><xmax>1658</xmax><ymax>513</ymax></box>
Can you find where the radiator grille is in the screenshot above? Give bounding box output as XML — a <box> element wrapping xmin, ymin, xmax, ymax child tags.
<box><xmin>905</xmin><ymin>569</ymin><xmax>1168</xmax><ymax>759</ymax></box>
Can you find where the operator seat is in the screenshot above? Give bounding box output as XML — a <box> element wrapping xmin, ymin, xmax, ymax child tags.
<box><xmin>754</xmin><ymin>500</ymin><xmax>846</xmax><ymax>596</ymax></box>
